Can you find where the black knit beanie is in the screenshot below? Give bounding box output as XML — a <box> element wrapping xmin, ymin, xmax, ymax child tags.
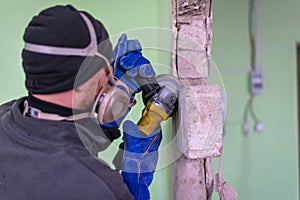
<box><xmin>22</xmin><ymin>5</ymin><xmax>113</xmax><ymax>94</ymax></box>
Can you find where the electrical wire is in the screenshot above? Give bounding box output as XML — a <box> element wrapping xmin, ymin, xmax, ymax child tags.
<box><xmin>249</xmin><ymin>96</ymin><xmax>260</xmax><ymax>122</ymax></box>
<box><xmin>243</xmin><ymin>0</ymin><xmax>262</xmax><ymax>135</ymax></box>
<box><xmin>243</xmin><ymin>96</ymin><xmax>252</xmax><ymax>124</ymax></box>
<box><xmin>243</xmin><ymin>94</ymin><xmax>261</xmax><ymax>134</ymax></box>
<box><xmin>240</xmin><ymin>2</ymin><xmax>262</xmax><ymax>199</ymax></box>
<box><xmin>249</xmin><ymin>0</ymin><xmax>260</xmax><ymax>72</ymax></box>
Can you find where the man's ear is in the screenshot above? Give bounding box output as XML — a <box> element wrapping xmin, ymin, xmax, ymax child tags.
<box><xmin>72</xmin><ymin>69</ymin><xmax>105</xmax><ymax>110</ymax></box>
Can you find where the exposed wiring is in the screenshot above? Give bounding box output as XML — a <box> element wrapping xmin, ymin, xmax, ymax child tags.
<box><xmin>239</xmin><ymin>2</ymin><xmax>263</xmax><ymax>199</ymax></box>
<box><xmin>243</xmin><ymin>0</ymin><xmax>264</xmax><ymax>135</ymax></box>
<box><xmin>243</xmin><ymin>96</ymin><xmax>252</xmax><ymax>124</ymax></box>
<box><xmin>249</xmin><ymin>97</ymin><xmax>260</xmax><ymax>122</ymax></box>
<box><xmin>242</xmin><ymin>96</ymin><xmax>253</xmax><ymax>135</ymax></box>
<box><xmin>249</xmin><ymin>0</ymin><xmax>260</xmax><ymax>72</ymax></box>
<box><xmin>243</xmin><ymin>94</ymin><xmax>263</xmax><ymax>135</ymax></box>
<box><xmin>243</xmin><ymin>95</ymin><xmax>259</xmax><ymax>123</ymax></box>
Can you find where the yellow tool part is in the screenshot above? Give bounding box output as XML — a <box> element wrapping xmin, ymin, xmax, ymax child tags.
<box><xmin>137</xmin><ymin>102</ymin><xmax>170</xmax><ymax>135</ymax></box>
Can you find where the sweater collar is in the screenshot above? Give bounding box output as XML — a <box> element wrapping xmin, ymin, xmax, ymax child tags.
<box><xmin>28</xmin><ymin>94</ymin><xmax>74</xmax><ymax>117</ymax></box>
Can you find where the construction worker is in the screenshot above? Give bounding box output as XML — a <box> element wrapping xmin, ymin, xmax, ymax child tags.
<box><xmin>0</xmin><ymin>5</ymin><xmax>167</xmax><ymax>200</ymax></box>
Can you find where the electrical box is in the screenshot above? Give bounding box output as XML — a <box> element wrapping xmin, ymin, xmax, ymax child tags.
<box><xmin>251</xmin><ymin>70</ymin><xmax>263</xmax><ymax>95</ymax></box>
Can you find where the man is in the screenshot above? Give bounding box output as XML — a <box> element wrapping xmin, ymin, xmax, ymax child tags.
<box><xmin>0</xmin><ymin>5</ymin><xmax>134</xmax><ymax>200</ymax></box>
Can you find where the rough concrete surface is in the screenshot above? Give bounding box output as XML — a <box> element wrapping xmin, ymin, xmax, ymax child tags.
<box><xmin>174</xmin><ymin>156</ymin><xmax>207</xmax><ymax>200</ymax></box>
<box><xmin>177</xmin><ymin>84</ymin><xmax>223</xmax><ymax>159</ymax></box>
<box><xmin>172</xmin><ymin>0</ymin><xmax>220</xmax><ymax>199</ymax></box>
<box><xmin>177</xmin><ymin>49</ymin><xmax>209</xmax><ymax>78</ymax></box>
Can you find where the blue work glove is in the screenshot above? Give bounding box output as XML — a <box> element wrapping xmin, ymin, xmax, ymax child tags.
<box><xmin>112</xmin><ymin>34</ymin><xmax>156</xmax><ymax>94</ymax></box>
<box><xmin>120</xmin><ymin>120</ymin><xmax>162</xmax><ymax>200</ymax></box>
<box><xmin>99</xmin><ymin>34</ymin><xmax>147</xmax><ymax>134</ymax></box>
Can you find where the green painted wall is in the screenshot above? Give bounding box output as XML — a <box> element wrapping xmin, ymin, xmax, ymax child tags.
<box><xmin>212</xmin><ymin>0</ymin><xmax>300</xmax><ymax>199</ymax></box>
<box><xmin>0</xmin><ymin>0</ymin><xmax>172</xmax><ymax>102</ymax></box>
<box><xmin>0</xmin><ymin>1</ymin><xmax>173</xmax><ymax>200</ymax></box>
<box><xmin>4</xmin><ymin>1</ymin><xmax>297</xmax><ymax>199</ymax></box>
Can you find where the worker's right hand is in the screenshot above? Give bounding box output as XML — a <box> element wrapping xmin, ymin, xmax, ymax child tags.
<box><xmin>111</xmin><ymin>34</ymin><xmax>156</xmax><ymax>94</ymax></box>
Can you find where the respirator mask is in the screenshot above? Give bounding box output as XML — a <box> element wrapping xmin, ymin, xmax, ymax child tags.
<box><xmin>23</xmin><ymin>12</ymin><xmax>132</xmax><ymax>124</ymax></box>
<box><xmin>90</xmin><ymin>66</ymin><xmax>132</xmax><ymax>125</ymax></box>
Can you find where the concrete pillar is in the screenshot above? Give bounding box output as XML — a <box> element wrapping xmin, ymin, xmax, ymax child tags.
<box><xmin>172</xmin><ymin>0</ymin><xmax>223</xmax><ymax>199</ymax></box>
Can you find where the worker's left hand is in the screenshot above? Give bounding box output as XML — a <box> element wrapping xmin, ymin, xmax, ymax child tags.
<box><xmin>112</xmin><ymin>34</ymin><xmax>156</xmax><ymax>94</ymax></box>
<box><xmin>118</xmin><ymin>120</ymin><xmax>162</xmax><ymax>200</ymax></box>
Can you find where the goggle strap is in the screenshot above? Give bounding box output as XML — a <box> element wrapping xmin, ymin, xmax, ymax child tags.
<box><xmin>23</xmin><ymin>13</ymin><xmax>110</xmax><ymax>67</ymax></box>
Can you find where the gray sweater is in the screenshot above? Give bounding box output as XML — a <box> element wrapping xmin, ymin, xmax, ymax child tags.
<box><xmin>0</xmin><ymin>98</ymin><xmax>132</xmax><ymax>200</ymax></box>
